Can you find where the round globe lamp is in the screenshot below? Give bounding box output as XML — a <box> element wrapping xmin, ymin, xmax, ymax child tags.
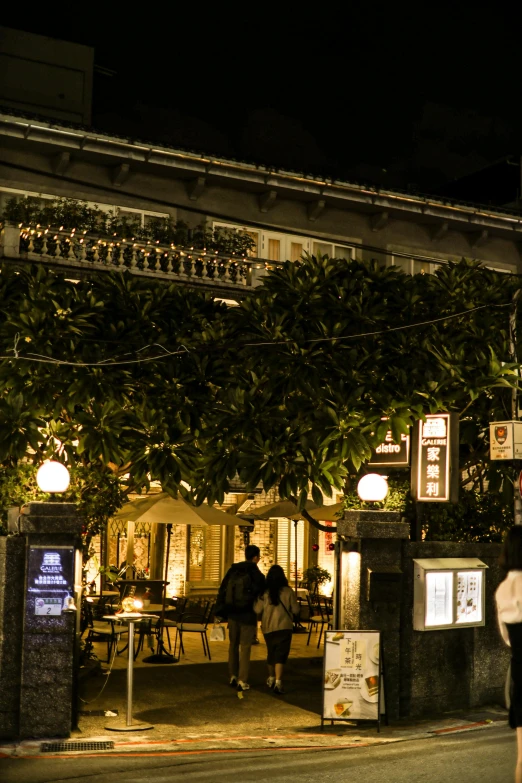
<box><xmin>36</xmin><ymin>461</ymin><xmax>70</xmax><ymax>496</ymax></box>
<box><xmin>357</xmin><ymin>473</ymin><xmax>389</xmax><ymax>503</ymax></box>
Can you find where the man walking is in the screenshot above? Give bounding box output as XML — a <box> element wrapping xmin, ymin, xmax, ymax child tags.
<box><xmin>215</xmin><ymin>545</ymin><xmax>265</xmax><ymax>692</ymax></box>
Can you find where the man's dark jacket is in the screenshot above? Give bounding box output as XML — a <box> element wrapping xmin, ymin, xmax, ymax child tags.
<box><xmin>215</xmin><ymin>560</ymin><xmax>265</xmax><ymax>625</ymax></box>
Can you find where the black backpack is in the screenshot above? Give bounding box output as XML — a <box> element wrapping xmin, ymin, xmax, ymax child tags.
<box><xmin>225</xmin><ymin>566</ymin><xmax>254</xmax><ymax>610</ymax></box>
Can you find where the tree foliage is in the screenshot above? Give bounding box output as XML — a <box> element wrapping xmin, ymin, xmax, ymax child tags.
<box><xmin>195</xmin><ymin>254</ymin><xmax>521</xmax><ymax>542</ymax></box>
<box><xmin>0</xmin><ymin>263</ymin><xmax>225</xmax><ymax>531</ymax></box>
<box><xmin>0</xmin><ymin>254</ymin><xmax>520</xmax><ymax>543</ymax></box>
<box><xmin>2</xmin><ymin>196</ymin><xmax>256</xmax><ymax>255</ymax></box>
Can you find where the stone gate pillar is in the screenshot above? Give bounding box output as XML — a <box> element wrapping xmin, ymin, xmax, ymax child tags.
<box><xmin>336</xmin><ymin>509</ymin><xmax>409</xmax><ymax>720</ymax></box>
<box><xmin>0</xmin><ymin>502</ymin><xmax>83</xmax><ymax>739</ymax></box>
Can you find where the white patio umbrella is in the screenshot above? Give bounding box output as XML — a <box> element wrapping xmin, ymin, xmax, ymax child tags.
<box><xmin>114</xmin><ymin>492</ymin><xmax>254</xmax><ymax>527</ymax></box>
<box><xmin>248</xmin><ymin>499</ymin><xmax>318</xmax><ymax>520</ymax></box>
<box><xmin>247</xmin><ymin>499</ymin><xmax>319</xmax><ymax>590</ymax></box>
<box><xmin>307</xmin><ymin>502</ymin><xmax>344</xmax><ymax>521</ymax></box>
<box><xmin>112</xmin><ymin>493</ymin><xmax>252</xmax><ymax>663</ymax></box>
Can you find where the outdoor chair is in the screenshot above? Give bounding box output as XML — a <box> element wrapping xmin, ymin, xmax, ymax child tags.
<box><xmin>175</xmin><ymin>606</ymin><xmax>213</xmax><ymax>660</ymax></box>
<box><xmin>161</xmin><ymin>597</ymin><xmax>188</xmax><ymax>651</ymax></box>
<box><xmin>83</xmin><ymin>597</ymin><xmax>127</xmax><ymax>663</ymax></box>
<box><xmin>133</xmin><ymin>615</ymin><xmax>162</xmax><ymax>658</ymax></box>
<box><xmin>306</xmin><ymin>593</ymin><xmax>329</xmax><ymax>649</ymax></box>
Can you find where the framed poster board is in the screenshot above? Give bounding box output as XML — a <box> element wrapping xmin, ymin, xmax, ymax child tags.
<box><xmin>322</xmin><ymin>630</ymin><xmax>386</xmax><ymax>732</ymax></box>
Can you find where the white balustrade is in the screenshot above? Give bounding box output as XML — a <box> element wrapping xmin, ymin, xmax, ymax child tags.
<box><xmin>0</xmin><ymin>224</ymin><xmax>274</xmax><ymax>291</ymax></box>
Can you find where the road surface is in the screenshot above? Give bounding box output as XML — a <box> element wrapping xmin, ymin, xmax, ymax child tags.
<box><xmin>0</xmin><ymin>725</ymin><xmax>516</xmax><ymax>783</ymax></box>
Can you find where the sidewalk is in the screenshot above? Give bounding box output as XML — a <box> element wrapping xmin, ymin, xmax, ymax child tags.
<box><xmin>0</xmin><ymin>629</ymin><xmax>510</xmax><ymax>758</ymax></box>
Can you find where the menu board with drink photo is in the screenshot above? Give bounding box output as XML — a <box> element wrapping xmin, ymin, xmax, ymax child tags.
<box><xmin>322</xmin><ymin>630</ymin><xmax>386</xmax><ymax>732</ymax></box>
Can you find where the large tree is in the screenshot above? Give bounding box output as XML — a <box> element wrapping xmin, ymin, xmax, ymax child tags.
<box><xmin>1</xmin><ymin>256</ymin><xmax>520</xmax><ymax>544</ymax></box>
<box><xmin>196</xmin><ymin>254</ymin><xmax>520</xmax><ymax>530</ymax></box>
<box><xmin>0</xmin><ymin>263</ymin><xmax>225</xmax><ymax>531</ymax></box>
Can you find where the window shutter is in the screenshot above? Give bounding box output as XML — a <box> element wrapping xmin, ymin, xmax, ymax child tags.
<box><xmin>204</xmin><ymin>525</ymin><xmax>223</xmax><ymax>583</ymax></box>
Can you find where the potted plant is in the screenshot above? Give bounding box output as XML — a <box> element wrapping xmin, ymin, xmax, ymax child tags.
<box><xmin>302</xmin><ymin>566</ymin><xmax>331</xmax><ymax>594</ymax></box>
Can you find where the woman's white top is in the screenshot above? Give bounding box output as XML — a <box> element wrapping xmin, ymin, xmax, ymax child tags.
<box><xmin>253</xmin><ymin>586</ymin><xmax>299</xmax><ymax>634</ymax></box>
<box><xmin>495</xmin><ymin>570</ymin><xmax>522</xmax><ymax>646</ymax></box>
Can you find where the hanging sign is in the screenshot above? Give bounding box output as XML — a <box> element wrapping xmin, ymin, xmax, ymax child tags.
<box><xmin>489</xmin><ymin>421</ymin><xmax>522</xmax><ymax>460</ymax></box>
<box><xmin>411</xmin><ymin>413</ymin><xmax>459</xmax><ymax>503</ymax></box>
<box><xmin>368</xmin><ymin>430</ymin><xmax>410</xmax><ymax>467</ymax></box>
<box><xmin>322</xmin><ymin>630</ymin><xmax>385</xmax><ymax>731</ymax></box>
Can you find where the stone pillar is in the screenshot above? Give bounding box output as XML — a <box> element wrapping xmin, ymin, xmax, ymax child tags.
<box><xmin>17</xmin><ymin>502</ymin><xmax>83</xmax><ymax>738</ymax></box>
<box><xmin>336</xmin><ymin>509</ymin><xmax>409</xmax><ymax>721</ymax></box>
<box><xmin>0</xmin><ymin>536</ymin><xmax>26</xmax><ymax>738</ymax></box>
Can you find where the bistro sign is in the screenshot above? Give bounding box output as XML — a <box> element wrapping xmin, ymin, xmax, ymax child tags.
<box><xmin>368</xmin><ymin>430</ymin><xmax>410</xmax><ymax>467</ymax></box>
<box><xmin>412</xmin><ymin>413</ymin><xmax>459</xmax><ymax>503</ymax></box>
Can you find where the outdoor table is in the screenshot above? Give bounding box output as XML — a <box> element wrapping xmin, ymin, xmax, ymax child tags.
<box><xmin>103</xmin><ymin>613</ymin><xmax>156</xmax><ymax>731</ymax></box>
<box><xmin>143</xmin><ymin>603</ymin><xmax>176</xmax><ymax>613</ymax></box>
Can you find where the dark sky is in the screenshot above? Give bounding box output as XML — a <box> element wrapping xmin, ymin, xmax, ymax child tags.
<box><xmin>2</xmin><ymin>8</ymin><xmax>521</xmax><ymax>191</ymax></box>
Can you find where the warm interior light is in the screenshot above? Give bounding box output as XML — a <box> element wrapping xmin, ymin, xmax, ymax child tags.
<box><xmin>357</xmin><ymin>474</ymin><xmax>389</xmax><ymax>502</ymax></box>
<box><xmin>36</xmin><ymin>461</ymin><xmax>70</xmax><ymax>493</ymax></box>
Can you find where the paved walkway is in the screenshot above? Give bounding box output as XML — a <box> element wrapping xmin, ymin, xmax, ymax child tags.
<box><xmin>0</xmin><ymin>626</ymin><xmax>510</xmax><ymax>758</ymax></box>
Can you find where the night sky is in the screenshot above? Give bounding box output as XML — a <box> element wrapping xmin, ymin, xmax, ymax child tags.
<box><xmin>2</xmin><ymin>9</ymin><xmax>521</xmax><ymax>194</ymax></box>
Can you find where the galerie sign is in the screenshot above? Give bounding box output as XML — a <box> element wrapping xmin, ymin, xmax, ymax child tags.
<box><xmin>369</xmin><ymin>430</ymin><xmax>410</xmax><ymax>467</ymax></box>
<box><xmin>412</xmin><ymin>414</ymin><xmax>459</xmax><ymax>503</ymax></box>
<box><xmin>27</xmin><ymin>546</ymin><xmax>75</xmax><ymax>616</ymax></box>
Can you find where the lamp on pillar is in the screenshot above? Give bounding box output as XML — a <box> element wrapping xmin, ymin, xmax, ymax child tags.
<box><xmin>36</xmin><ymin>461</ymin><xmax>70</xmax><ymax>499</ymax></box>
<box><xmin>357</xmin><ymin>474</ymin><xmax>389</xmax><ymax>504</ymax></box>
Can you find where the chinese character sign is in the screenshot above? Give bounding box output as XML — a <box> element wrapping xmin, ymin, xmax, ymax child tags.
<box><xmin>323</xmin><ymin>630</ymin><xmax>383</xmax><ymax>723</ymax></box>
<box><xmin>412</xmin><ymin>414</ymin><xmax>459</xmax><ymax>503</ymax></box>
<box><xmin>27</xmin><ymin>546</ymin><xmax>75</xmax><ymax>618</ymax></box>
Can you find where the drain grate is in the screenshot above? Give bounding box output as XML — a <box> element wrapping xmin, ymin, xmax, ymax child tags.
<box><xmin>41</xmin><ymin>741</ymin><xmax>115</xmax><ymax>752</ymax></box>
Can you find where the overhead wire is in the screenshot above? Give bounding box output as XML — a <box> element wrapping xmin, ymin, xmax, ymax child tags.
<box><xmin>0</xmin><ymin>301</ymin><xmax>513</xmax><ymax>367</ymax></box>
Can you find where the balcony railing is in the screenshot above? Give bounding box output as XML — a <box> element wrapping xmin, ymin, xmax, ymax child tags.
<box><xmin>0</xmin><ymin>223</ymin><xmax>273</xmax><ymax>293</ymax></box>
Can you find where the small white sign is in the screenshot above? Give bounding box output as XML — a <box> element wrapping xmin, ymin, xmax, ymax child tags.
<box><xmin>35</xmin><ymin>598</ymin><xmax>62</xmax><ymax>616</ymax></box>
<box><xmin>490</xmin><ymin>421</ymin><xmax>522</xmax><ymax>460</ymax></box>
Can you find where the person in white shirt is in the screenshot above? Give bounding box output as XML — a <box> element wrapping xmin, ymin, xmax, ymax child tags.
<box><xmin>495</xmin><ymin>526</ymin><xmax>522</xmax><ymax>783</ymax></box>
<box><xmin>254</xmin><ymin>565</ymin><xmax>299</xmax><ymax>695</ymax></box>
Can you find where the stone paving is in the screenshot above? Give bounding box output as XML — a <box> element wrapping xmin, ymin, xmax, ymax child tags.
<box><xmin>0</xmin><ymin>624</ymin><xmax>510</xmax><ymax>758</ymax></box>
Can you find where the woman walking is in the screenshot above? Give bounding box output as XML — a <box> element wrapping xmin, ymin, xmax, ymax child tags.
<box><xmin>254</xmin><ymin>564</ymin><xmax>299</xmax><ymax>695</ymax></box>
<box><xmin>496</xmin><ymin>526</ymin><xmax>522</xmax><ymax>783</ymax></box>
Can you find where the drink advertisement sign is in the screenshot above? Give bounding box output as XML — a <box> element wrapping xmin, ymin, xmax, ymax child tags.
<box><xmin>322</xmin><ymin>630</ymin><xmax>385</xmax><ymax>731</ymax></box>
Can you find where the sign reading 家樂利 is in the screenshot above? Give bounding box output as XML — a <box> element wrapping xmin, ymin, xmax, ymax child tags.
<box><xmin>411</xmin><ymin>414</ymin><xmax>459</xmax><ymax>503</ymax></box>
<box><xmin>27</xmin><ymin>546</ymin><xmax>75</xmax><ymax>616</ymax></box>
<box><xmin>368</xmin><ymin>430</ymin><xmax>410</xmax><ymax>467</ymax></box>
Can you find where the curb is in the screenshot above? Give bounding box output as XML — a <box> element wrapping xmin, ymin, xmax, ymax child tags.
<box><xmin>0</xmin><ymin>719</ymin><xmax>505</xmax><ymax>759</ymax></box>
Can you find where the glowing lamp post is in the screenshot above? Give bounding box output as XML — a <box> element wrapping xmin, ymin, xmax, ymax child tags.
<box><xmin>36</xmin><ymin>461</ymin><xmax>70</xmax><ymax>498</ymax></box>
<box><xmin>357</xmin><ymin>473</ymin><xmax>389</xmax><ymax>504</ymax></box>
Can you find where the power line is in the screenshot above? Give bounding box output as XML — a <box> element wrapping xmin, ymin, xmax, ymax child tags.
<box><xmin>0</xmin><ymin>301</ymin><xmax>513</xmax><ymax>367</ymax></box>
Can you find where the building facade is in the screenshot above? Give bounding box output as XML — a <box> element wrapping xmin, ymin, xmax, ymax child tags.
<box><xmin>2</xmin><ymin>29</ymin><xmax>522</xmax><ymax>594</ymax></box>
